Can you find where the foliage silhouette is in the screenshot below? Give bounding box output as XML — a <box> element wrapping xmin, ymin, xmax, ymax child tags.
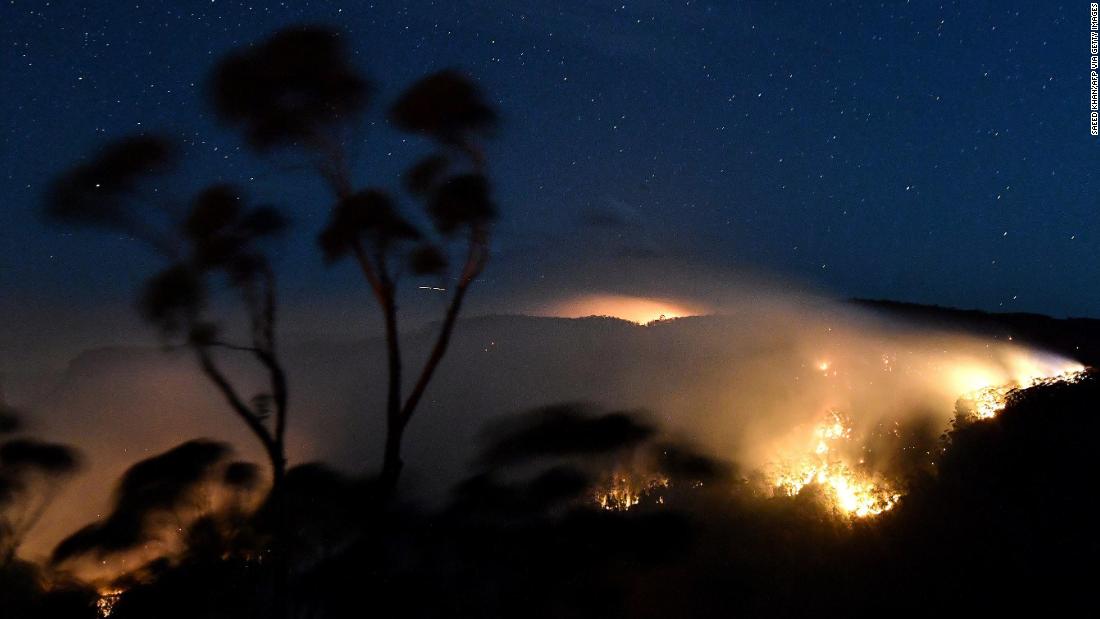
<box><xmin>44</xmin><ymin>135</ymin><xmax>177</xmax><ymax>231</ymax></box>
<box><xmin>0</xmin><ymin>440</ymin><xmax>79</xmax><ymax>475</ymax></box>
<box><xmin>0</xmin><ymin>406</ymin><xmax>22</xmax><ymax>434</ymax></box>
<box><xmin>223</xmin><ymin>461</ymin><xmax>261</xmax><ymax>492</ymax></box>
<box><xmin>71</xmin><ymin>460</ymin><xmax>373</xmax><ymax>619</ymax></box>
<box><xmin>210</xmin><ymin>26</ymin><xmax>371</xmax><ymax>152</ymax></box>
<box><xmin>52</xmin><ymin>439</ymin><xmax>230</xmax><ymax>564</ymax></box>
<box><xmin>389</xmin><ymin>70</ymin><xmax>497</xmax><ymax>147</ymax></box>
<box><xmin>475</xmin><ymin>403</ymin><xmax>656</xmax><ymax>468</ymax></box>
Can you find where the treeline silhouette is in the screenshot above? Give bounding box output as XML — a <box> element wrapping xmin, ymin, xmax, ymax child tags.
<box><xmin>855</xmin><ymin>298</ymin><xmax>1100</xmax><ymax>367</ymax></box>
<box><xmin>4</xmin><ymin>372</ymin><xmax>1097</xmax><ymax>617</ymax></box>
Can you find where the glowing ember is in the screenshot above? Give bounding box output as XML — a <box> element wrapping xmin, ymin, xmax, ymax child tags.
<box><xmin>593</xmin><ymin>469</ymin><xmax>670</xmax><ymax>511</ymax></box>
<box><xmin>769</xmin><ymin>410</ymin><xmax>900</xmax><ymax>518</ymax></box>
<box><xmin>97</xmin><ymin>589</ymin><xmax>123</xmax><ymax>618</ymax></box>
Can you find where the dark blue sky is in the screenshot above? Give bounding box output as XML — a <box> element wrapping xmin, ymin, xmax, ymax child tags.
<box><xmin>2</xmin><ymin>0</ymin><xmax>1099</xmax><ymax>346</ymax></box>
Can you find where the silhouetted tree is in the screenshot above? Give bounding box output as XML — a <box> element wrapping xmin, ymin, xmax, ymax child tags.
<box><xmin>42</xmin><ymin>24</ymin><xmax>489</xmax><ymax>616</ymax></box>
<box><xmin>46</xmin><ymin>140</ymin><xmax>294</xmax><ymax>615</ymax></box>
<box><xmin>45</xmin><ymin>140</ymin><xmax>291</xmax><ymax>517</ymax></box>
<box><xmin>209</xmin><ymin>26</ymin><xmax>499</xmax><ymax>492</ymax></box>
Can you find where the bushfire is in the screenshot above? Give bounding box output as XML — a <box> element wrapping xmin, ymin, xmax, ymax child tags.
<box><xmin>765</xmin><ymin>361</ymin><xmax>1086</xmax><ymax>518</ymax></box>
<box><xmin>958</xmin><ymin>368</ymin><xmax>1087</xmax><ymax>419</ymax></box>
<box><xmin>589</xmin><ymin>356</ymin><xmax>1086</xmax><ymax>519</ymax></box>
<box><xmin>769</xmin><ymin>410</ymin><xmax>900</xmax><ymax>518</ymax></box>
<box><xmin>593</xmin><ymin>469</ymin><xmax>670</xmax><ymax>511</ymax></box>
<box><xmin>96</xmin><ymin>589</ymin><xmax>123</xmax><ymax>618</ymax></box>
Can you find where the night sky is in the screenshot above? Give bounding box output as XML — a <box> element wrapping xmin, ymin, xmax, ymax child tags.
<box><xmin>2</xmin><ymin>1</ymin><xmax>1099</xmax><ymax>363</ymax></box>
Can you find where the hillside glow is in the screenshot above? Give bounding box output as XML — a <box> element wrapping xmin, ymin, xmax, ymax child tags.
<box><xmin>541</xmin><ymin>294</ymin><xmax>706</xmax><ymax>325</ymax></box>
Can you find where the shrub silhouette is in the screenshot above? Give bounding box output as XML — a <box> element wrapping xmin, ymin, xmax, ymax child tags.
<box><xmin>52</xmin><ymin>439</ymin><xmax>231</xmax><ymax>564</ymax></box>
<box><xmin>0</xmin><ymin>407</ymin><xmax>89</xmax><ymax>618</ymax></box>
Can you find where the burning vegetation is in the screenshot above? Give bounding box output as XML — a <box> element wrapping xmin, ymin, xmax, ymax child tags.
<box><xmin>584</xmin><ymin>353</ymin><xmax>1087</xmax><ymax>520</ymax></box>
<box><xmin>592</xmin><ymin>469</ymin><xmax>671</xmax><ymax>511</ymax></box>
<box><xmin>768</xmin><ymin>410</ymin><xmax>900</xmax><ymax>518</ymax></box>
<box><xmin>3</xmin><ymin>362</ymin><xmax>1097</xmax><ymax>617</ymax></box>
<box><xmin>757</xmin><ymin>356</ymin><xmax>1086</xmax><ymax>519</ymax></box>
<box><xmin>95</xmin><ymin>589</ymin><xmax>122</xmax><ymax>618</ymax></box>
<box><xmin>957</xmin><ymin>368</ymin><xmax>1087</xmax><ymax>419</ymax></box>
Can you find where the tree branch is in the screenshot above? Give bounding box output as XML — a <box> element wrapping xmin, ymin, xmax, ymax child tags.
<box><xmin>207</xmin><ymin>340</ymin><xmax>262</xmax><ymax>354</ymax></box>
<box><xmin>399</xmin><ymin>278</ymin><xmax>471</xmax><ymax>425</ymax></box>
<box><xmin>351</xmin><ymin>240</ymin><xmax>387</xmax><ymax>305</ymax></box>
<box><xmin>257</xmin><ymin>264</ymin><xmax>289</xmax><ymax>450</ymax></box>
<box><xmin>400</xmin><ymin>223</ymin><xmax>489</xmax><ymax>429</ymax></box>
<box><xmin>195</xmin><ymin>347</ymin><xmax>278</xmax><ymax>458</ymax></box>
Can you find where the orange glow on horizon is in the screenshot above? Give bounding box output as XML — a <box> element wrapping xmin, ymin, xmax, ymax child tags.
<box><xmin>540</xmin><ymin>294</ymin><xmax>706</xmax><ymax>325</ymax></box>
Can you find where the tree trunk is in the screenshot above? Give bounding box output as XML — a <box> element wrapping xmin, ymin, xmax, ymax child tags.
<box><xmin>379</xmin><ymin>419</ymin><xmax>405</xmax><ymax>494</ymax></box>
<box><xmin>378</xmin><ymin>281</ymin><xmax>471</xmax><ymax>496</ymax></box>
<box><xmin>379</xmin><ymin>292</ymin><xmax>404</xmax><ymax>495</ymax></box>
<box><xmin>267</xmin><ymin>444</ymin><xmax>290</xmax><ymax>619</ymax></box>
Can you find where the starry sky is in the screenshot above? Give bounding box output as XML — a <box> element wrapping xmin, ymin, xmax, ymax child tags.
<box><xmin>2</xmin><ymin>0</ymin><xmax>1099</xmax><ymax>363</ymax></box>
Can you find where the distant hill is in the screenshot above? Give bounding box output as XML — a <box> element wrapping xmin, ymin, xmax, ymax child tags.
<box><xmin>16</xmin><ymin>298</ymin><xmax>1099</xmax><ymax>560</ymax></box>
<box><xmin>852</xmin><ymin>299</ymin><xmax>1100</xmax><ymax>365</ymax></box>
